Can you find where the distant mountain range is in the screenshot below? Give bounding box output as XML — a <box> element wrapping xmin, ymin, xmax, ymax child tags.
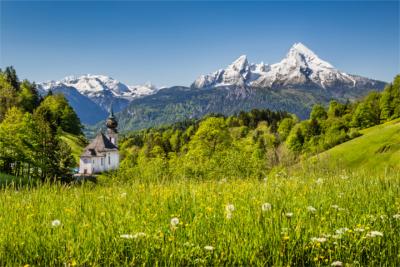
<box><xmin>38</xmin><ymin>75</ymin><xmax>160</xmax><ymax>124</ymax></box>
<box><xmin>38</xmin><ymin>43</ymin><xmax>386</xmax><ymax>130</ymax></box>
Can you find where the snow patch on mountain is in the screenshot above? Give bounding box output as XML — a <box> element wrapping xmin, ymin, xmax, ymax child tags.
<box><xmin>192</xmin><ymin>42</ymin><xmax>380</xmax><ymax>90</ymax></box>
<box><xmin>39</xmin><ymin>74</ymin><xmax>159</xmax><ymax>100</ymax></box>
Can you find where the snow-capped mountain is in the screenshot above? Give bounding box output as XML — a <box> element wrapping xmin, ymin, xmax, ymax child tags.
<box><xmin>38</xmin><ymin>75</ymin><xmax>160</xmax><ymax>124</ymax></box>
<box><xmin>192</xmin><ymin>43</ymin><xmax>382</xmax><ymax>90</ymax></box>
<box><xmin>39</xmin><ymin>74</ymin><xmax>159</xmax><ymax>100</ymax></box>
<box><xmin>38</xmin><ymin>42</ymin><xmax>386</xmax><ymax>129</ymax></box>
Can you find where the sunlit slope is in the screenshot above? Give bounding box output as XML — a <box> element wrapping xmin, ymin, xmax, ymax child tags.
<box><xmin>314</xmin><ymin>119</ymin><xmax>400</xmax><ymax>171</ymax></box>
<box><xmin>60</xmin><ymin>132</ymin><xmax>86</xmax><ymax>163</ymax></box>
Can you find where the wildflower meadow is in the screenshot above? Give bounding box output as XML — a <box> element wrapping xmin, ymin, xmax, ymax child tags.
<box><xmin>0</xmin><ymin>169</ymin><xmax>399</xmax><ymax>266</ymax></box>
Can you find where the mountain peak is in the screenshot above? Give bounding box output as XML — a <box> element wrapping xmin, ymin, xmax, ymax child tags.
<box><xmin>192</xmin><ymin>42</ymin><xmax>383</xmax><ymax>90</ymax></box>
<box><xmin>285</xmin><ymin>42</ymin><xmax>334</xmax><ymax>69</ymax></box>
<box><xmin>290</xmin><ymin>42</ymin><xmax>316</xmax><ymax>56</ymax></box>
<box><xmin>228</xmin><ymin>55</ymin><xmax>249</xmax><ymax>72</ymax></box>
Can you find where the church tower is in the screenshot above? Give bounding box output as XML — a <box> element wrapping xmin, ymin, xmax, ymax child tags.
<box><xmin>106</xmin><ymin>106</ymin><xmax>118</xmax><ymax>147</ymax></box>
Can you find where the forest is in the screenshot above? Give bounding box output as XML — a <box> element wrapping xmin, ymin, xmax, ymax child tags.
<box><xmin>0</xmin><ymin>67</ymin><xmax>83</xmax><ymax>181</ymax></box>
<box><xmin>117</xmin><ymin>74</ymin><xmax>400</xmax><ymax>181</ymax></box>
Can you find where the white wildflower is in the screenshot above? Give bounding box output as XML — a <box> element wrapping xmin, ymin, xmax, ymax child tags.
<box><xmin>51</xmin><ymin>219</ymin><xmax>61</xmax><ymax>227</ymax></box>
<box><xmin>311</xmin><ymin>237</ymin><xmax>327</xmax><ymax>243</ymax></box>
<box><xmin>204</xmin><ymin>245</ymin><xmax>214</xmax><ymax>251</ymax></box>
<box><xmin>226</xmin><ymin>212</ymin><xmax>233</xmax><ymax>219</ymax></box>
<box><xmin>335</xmin><ymin>228</ymin><xmax>349</xmax><ymax>235</ymax></box>
<box><xmin>225</xmin><ymin>204</ymin><xmax>235</xmax><ymax>212</ymax></box>
<box><xmin>184</xmin><ymin>242</ymin><xmax>194</xmax><ymax>247</ymax></box>
<box><xmin>316</xmin><ymin>178</ymin><xmax>324</xmax><ymax>185</ymax></box>
<box><xmin>120</xmin><ymin>234</ymin><xmax>134</xmax><ymax>239</ymax></box>
<box><xmin>380</xmin><ymin>215</ymin><xmax>388</xmax><ymax>221</ymax></box>
<box><xmin>285</xmin><ymin>212</ymin><xmax>293</xmax><ymax>218</ymax></box>
<box><xmin>307</xmin><ymin>206</ymin><xmax>317</xmax><ymax>213</ymax></box>
<box><xmin>170</xmin><ymin>217</ymin><xmax>179</xmax><ymax>227</ymax></box>
<box><xmin>133</xmin><ymin>232</ymin><xmax>146</xmax><ymax>239</ymax></box>
<box><xmin>340</xmin><ymin>174</ymin><xmax>349</xmax><ymax>180</ymax></box>
<box><xmin>331</xmin><ymin>261</ymin><xmax>343</xmax><ymax>267</ymax></box>
<box><xmin>261</xmin><ymin>203</ymin><xmax>272</xmax><ymax>212</ymax></box>
<box><xmin>120</xmin><ymin>192</ymin><xmax>127</xmax><ymax>198</ymax></box>
<box><xmin>354</xmin><ymin>228</ymin><xmax>365</xmax><ymax>232</ymax></box>
<box><xmin>331</xmin><ymin>205</ymin><xmax>340</xmax><ymax>210</ymax></box>
<box><xmin>366</xmin><ymin>231</ymin><xmax>383</xmax><ymax>238</ymax></box>
<box><xmin>393</xmin><ymin>214</ymin><xmax>400</xmax><ymax>220</ymax></box>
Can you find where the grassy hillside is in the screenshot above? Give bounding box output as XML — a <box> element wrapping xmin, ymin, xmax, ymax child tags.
<box><xmin>60</xmin><ymin>132</ymin><xmax>87</xmax><ymax>163</ymax></box>
<box><xmin>306</xmin><ymin>118</ymin><xmax>400</xmax><ymax>172</ymax></box>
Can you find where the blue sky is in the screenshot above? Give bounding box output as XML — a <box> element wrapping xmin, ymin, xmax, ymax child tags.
<box><xmin>1</xmin><ymin>1</ymin><xmax>399</xmax><ymax>86</ymax></box>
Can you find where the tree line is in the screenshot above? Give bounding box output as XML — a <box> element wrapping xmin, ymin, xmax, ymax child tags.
<box><xmin>118</xmin><ymin>75</ymin><xmax>400</xmax><ymax>181</ymax></box>
<box><xmin>285</xmin><ymin>75</ymin><xmax>400</xmax><ymax>154</ymax></box>
<box><xmin>0</xmin><ymin>67</ymin><xmax>83</xmax><ymax>181</ymax></box>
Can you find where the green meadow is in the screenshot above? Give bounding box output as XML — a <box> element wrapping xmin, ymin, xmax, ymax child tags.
<box><xmin>311</xmin><ymin>119</ymin><xmax>400</xmax><ymax>172</ymax></box>
<box><xmin>1</xmin><ymin>145</ymin><xmax>399</xmax><ymax>266</ymax></box>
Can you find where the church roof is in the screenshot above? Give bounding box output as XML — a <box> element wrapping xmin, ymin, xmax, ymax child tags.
<box><xmin>81</xmin><ymin>132</ymin><xmax>118</xmax><ymax>157</ymax></box>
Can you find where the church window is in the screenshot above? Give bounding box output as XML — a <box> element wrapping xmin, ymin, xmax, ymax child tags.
<box><xmin>108</xmin><ymin>155</ymin><xmax>111</xmax><ymax>165</ymax></box>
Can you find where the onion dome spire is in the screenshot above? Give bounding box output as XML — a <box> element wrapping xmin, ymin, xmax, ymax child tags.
<box><xmin>106</xmin><ymin>104</ymin><xmax>118</xmax><ymax>130</ymax></box>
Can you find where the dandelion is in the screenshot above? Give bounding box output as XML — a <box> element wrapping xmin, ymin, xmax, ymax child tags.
<box><xmin>393</xmin><ymin>214</ymin><xmax>400</xmax><ymax>220</ymax></box>
<box><xmin>285</xmin><ymin>212</ymin><xmax>293</xmax><ymax>218</ymax></box>
<box><xmin>226</xmin><ymin>212</ymin><xmax>233</xmax><ymax>219</ymax></box>
<box><xmin>335</xmin><ymin>228</ymin><xmax>349</xmax><ymax>235</ymax></box>
<box><xmin>225</xmin><ymin>204</ymin><xmax>235</xmax><ymax>212</ymax></box>
<box><xmin>366</xmin><ymin>231</ymin><xmax>383</xmax><ymax>238</ymax></box>
<box><xmin>120</xmin><ymin>234</ymin><xmax>134</xmax><ymax>239</ymax></box>
<box><xmin>170</xmin><ymin>217</ymin><xmax>179</xmax><ymax>227</ymax></box>
<box><xmin>51</xmin><ymin>219</ymin><xmax>61</xmax><ymax>227</ymax></box>
<box><xmin>331</xmin><ymin>261</ymin><xmax>343</xmax><ymax>267</ymax></box>
<box><xmin>204</xmin><ymin>245</ymin><xmax>214</xmax><ymax>251</ymax></box>
<box><xmin>307</xmin><ymin>206</ymin><xmax>317</xmax><ymax>213</ymax></box>
<box><xmin>262</xmin><ymin>203</ymin><xmax>272</xmax><ymax>212</ymax></box>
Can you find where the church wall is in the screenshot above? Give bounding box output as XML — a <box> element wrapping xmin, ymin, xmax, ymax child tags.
<box><xmin>79</xmin><ymin>157</ymin><xmax>94</xmax><ymax>174</ymax></box>
<box><xmin>107</xmin><ymin>151</ymin><xmax>119</xmax><ymax>170</ymax></box>
<box><xmin>79</xmin><ymin>152</ymin><xmax>119</xmax><ymax>175</ymax></box>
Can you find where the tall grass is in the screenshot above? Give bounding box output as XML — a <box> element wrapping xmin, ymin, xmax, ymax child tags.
<box><xmin>0</xmin><ymin>169</ymin><xmax>399</xmax><ymax>266</ymax></box>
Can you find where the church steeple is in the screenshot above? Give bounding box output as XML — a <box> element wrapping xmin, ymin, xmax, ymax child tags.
<box><xmin>106</xmin><ymin>105</ymin><xmax>118</xmax><ymax>146</ymax></box>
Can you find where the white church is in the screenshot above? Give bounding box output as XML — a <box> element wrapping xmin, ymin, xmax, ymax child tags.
<box><xmin>79</xmin><ymin>110</ymin><xmax>119</xmax><ymax>175</ymax></box>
